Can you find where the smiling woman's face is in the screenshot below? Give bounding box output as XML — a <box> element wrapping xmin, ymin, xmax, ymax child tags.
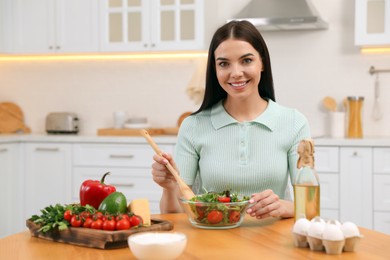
<box><xmin>214</xmin><ymin>39</ymin><xmax>263</xmax><ymax>100</ymax></box>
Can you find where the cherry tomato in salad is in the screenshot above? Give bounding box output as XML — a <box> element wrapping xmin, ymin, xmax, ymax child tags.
<box><xmin>70</xmin><ymin>215</ymin><xmax>82</xmax><ymax>227</ymax></box>
<box><xmin>229</xmin><ymin>210</ymin><xmax>241</xmax><ymax>223</ymax></box>
<box><xmin>63</xmin><ymin>209</ymin><xmax>73</xmax><ymax>222</ymax></box>
<box><xmin>116</xmin><ymin>218</ymin><xmax>131</xmax><ymax>230</ymax></box>
<box><xmin>217</xmin><ymin>196</ymin><xmax>231</xmax><ymax>203</ymax></box>
<box><xmin>207</xmin><ymin>210</ymin><xmax>223</xmax><ymax>224</ymax></box>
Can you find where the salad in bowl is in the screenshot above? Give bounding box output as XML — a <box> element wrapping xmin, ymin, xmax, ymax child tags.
<box><xmin>180</xmin><ymin>190</ymin><xmax>250</xmax><ymax>229</ymax></box>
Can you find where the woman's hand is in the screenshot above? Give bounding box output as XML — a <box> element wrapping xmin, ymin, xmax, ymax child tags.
<box><xmin>246</xmin><ymin>189</ymin><xmax>294</xmax><ymax>219</ymax></box>
<box><xmin>151</xmin><ymin>152</ymin><xmax>179</xmax><ymax>190</ymax></box>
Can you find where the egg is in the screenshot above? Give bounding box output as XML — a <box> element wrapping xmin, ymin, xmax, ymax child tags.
<box><xmin>292</xmin><ymin>218</ymin><xmax>311</xmax><ymax>236</ymax></box>
<box><xmin>307</xmin><ymin>217</ymin><xmax>325</xmax><ymax>239</ymax></box>
<box><xmin>341</xmin><ymin>221</ymin><xmax>360</xmax><ymax>238</ymax></box>
<box><xmin>307</xmin><ymin>217</ymin><xmax>326</xmax><ymax>251</ymax></box>
<box><xmin>323</xmin><ymin>222</ymin><xmax>344</xmax><ymax>241</ymax></box>
<box><xmin>327</xmin><ymin>219</ymin><xmax>341</xmax><ymax>227</ymax></box>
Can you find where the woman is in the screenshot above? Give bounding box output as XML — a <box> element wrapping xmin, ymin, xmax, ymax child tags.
<box><xmin>152</xmin><ymin>20</ymin><xmax>311</xmax><ymax>219</ymax></box>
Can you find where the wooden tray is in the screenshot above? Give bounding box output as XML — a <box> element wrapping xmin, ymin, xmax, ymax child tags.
<box><xmin>26</xmin><ymin>218</ymin><xmax>173</xmax><ymax>249</ymax></box>
<box><xmin>97</xmin><ymin>127</ymin><xmax>178</xmax><ymax>136</ymax></box>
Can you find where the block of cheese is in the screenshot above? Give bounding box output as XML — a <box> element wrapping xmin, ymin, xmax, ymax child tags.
<box><xmin>129</xmin><ymin>199</ymin><xmax>151</xmax><ymax>226</ymax></box>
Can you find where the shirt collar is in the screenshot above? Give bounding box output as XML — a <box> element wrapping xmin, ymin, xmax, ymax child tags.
<box><xmin>211</xmin><ymin>99</ymin><xmax>279</xmax><ymax>131</ymax></box>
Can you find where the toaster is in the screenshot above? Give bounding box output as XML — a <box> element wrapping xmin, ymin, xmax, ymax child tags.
<box><xmin>46</xmin><ymin>112</ymin><xmax>79</xmax><ymax>134</ymax></box>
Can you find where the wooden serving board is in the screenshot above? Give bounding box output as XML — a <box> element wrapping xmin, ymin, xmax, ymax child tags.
<box><xmin>97</xmin><ymin>127</ymin><xmax>178</xmax><ymax>136</ymax></box>
<box><xmin>26</xmin><ymin>218</ymin><xmax>173</xmax><ymax>249</ymax></box>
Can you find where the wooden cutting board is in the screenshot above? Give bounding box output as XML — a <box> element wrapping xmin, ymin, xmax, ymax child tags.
<box><xmin>97</xmin><ymin>127</ymin><xmax>178</xmax><ymax>136</ymax></box>
<box><xmin>26</xmin><ymin>218</ymin><xmax>173</xmax><ymax>249</ymax></box>
<box><xmin>0</xmin><ymin>102</ymin><xmax>31</xmax><ymax>134</ymax></box>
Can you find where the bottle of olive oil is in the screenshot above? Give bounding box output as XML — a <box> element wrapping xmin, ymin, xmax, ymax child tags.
<box><xmin>294</xmin><ymin>139</ymin><xmax>320</xmax><ymax>222</ymax></box>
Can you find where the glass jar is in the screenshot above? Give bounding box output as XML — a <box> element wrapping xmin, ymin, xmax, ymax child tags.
<box><xmin>347</xmin><ymin>96</ymin><xmax>364</xmax><ymax>138</ymax></box>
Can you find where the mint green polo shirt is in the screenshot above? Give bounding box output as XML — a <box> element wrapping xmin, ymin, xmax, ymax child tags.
<box><xmin>174</xmin><ymin>100</ymin><xmax>311</xmax><ymax>199</ymax></box>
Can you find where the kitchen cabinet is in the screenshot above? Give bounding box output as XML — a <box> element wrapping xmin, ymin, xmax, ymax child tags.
<box><xmin>315</xmin><ymin>147</ymin><xmax>340</xmax><ymax>221</ymax></box>
<box><xmin>10</xmin><ymin>0</ymin><xmax>98</xmax><ymax>54</ymax></box>
<box><xmin>0</xmin><ymin>143</ymin><xmax>23</xmax><ymax>238</ymax></box>
<box><xmin>340</xmin><ymin>147</ymin><xmax>373</xmax><ymax>229</ymax></box>
<box><xmin>355</xmin><ymin>0</ymin><xmax>390</xmax><ymax>46</ymax></box>
<box><xmin>100</xmin><ymin>0</ymin><xmax>204</xmax><ymax>52</ymax></box>
<box><xmin>72</xmin><ymin>143</ymin><xmax>175</xmax><ymax>214</ymax></box>
<box><xmin>24</xmin><ymin>143</ymin><xmax>72</xmax><ymax>219</ymax></box>
<box><xmin>373</xmin><ymin>148</ymin><xmax>390</xmax><ymax>234</ymax></box>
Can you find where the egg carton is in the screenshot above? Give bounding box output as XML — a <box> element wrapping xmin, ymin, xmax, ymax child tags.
<box><xmin>292</xmin><ymin>216</ymin><xmax>363</xmax><ymax>255</ymax></box>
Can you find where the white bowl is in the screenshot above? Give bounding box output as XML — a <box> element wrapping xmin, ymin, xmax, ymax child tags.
<box><xmin>128</xmin><ymin>232</ymin><xmax>187</xmax><ymax>260</ymax></box>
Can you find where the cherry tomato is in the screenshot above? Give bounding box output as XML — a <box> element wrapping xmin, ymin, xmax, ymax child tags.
<box><xmin>229</xmin><ymin>210</ymin><xmax>241</xmax><ymax>223</ymax></box>
<box><xmin>90</xmin><ymin>219</ymin><xmax>103</xmax><ymax>230</ymax></box>
<box><xmin>207</xmin><ymin>210</ymin><xmax>223</xmax><ymax>224</ymax></box>
<box><xmin>116</xmin><ymin>213</ymin><xmax>130</xmax><ymax>222</ymax></box>
<box><xmin>116</xmin><ymin>218</ymin><xmax>131</xmax><ymax>230</ymax></box>
<box><xmin>102</xmin><ymin>218</ymin><xmax>116</xmax><ymax>231</ymax></box>
<box><xmin>70</xmin><ymin>215</ymin><xmax>82</xmax><ymax>227</ymax></box>
<box><xmin>129</xmin><ymin>215</ymin><xmax>143</xmax><ymax>227</ymax></box>
<box><xmin>218</xmin><ymin>196</ymin><xmax>231</xmax><ymax>203</ymax></box>
<box><xmin>93</xmin><ymin>212</ymin><xmax>104</xmax><ymax>220</ymax></box>
<box><xmin>195</xmin><ymin>204</ymin><xmax>206</xmax><ymax>219</ymax></box>
<box><xmin>83</xmin><ymin>217</ymin><xmax>93</xmax><ymax>228</ymax></box>
<box><xmin>63</xmin><ymin>209</ymin><xmax>73</xmax><ymax>222</ymax></box>
<box><xmin>80</xmin><ymin>211</ymin><xmax>91</xmax><ymax>220</ymax></box>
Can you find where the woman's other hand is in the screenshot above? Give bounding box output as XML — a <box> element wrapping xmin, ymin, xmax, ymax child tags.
<box><xmin>246</xmin><ymin>189</ymin><xmax>294</xmax><ymax>219</ymax></box>
<box><xmin>151</xmin><ymin>152</ymin><xmax>179</xmax><ymax>190</ymax></box>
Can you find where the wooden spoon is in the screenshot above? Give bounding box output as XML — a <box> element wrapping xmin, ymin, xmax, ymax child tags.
<box><xmin>140</xmin><ymin>129</ymin><xmax>195</xmax><ymax>200</ymax></box>
<box><xmin>322</xmin><ymin>96</ymin><xmax>337</xmax><ymax>112</ymax></box>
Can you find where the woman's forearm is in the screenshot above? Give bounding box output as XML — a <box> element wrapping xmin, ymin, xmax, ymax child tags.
<box><xmin>159</xmin><ymin>185</ymin><xmax>185</xmax><ymax>213</ymax></box>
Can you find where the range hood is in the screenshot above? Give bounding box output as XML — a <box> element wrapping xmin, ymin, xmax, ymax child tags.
<box><xmin>228</xmin><ymin>0</ymin><xmax>328</xmax><ymax>31</ymax></box>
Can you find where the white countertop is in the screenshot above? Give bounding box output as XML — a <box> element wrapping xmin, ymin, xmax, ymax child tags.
<box><xmin>1</xmin><ymin>134</ymin><xmax>390</xmax><ymax>147</ymax></box>
<box><xmin>0</xmin><ymin>133</ymin><xmax>177</xmax><ymax>144</ymax></box>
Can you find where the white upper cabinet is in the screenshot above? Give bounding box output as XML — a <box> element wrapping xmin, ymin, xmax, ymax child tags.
<box><xmin>100</xmin><ymin>0</ymin><xmax>204</xmax><ymax>52</ymax></box>
<box><xmin>10</xmin><ymin>0</ymin><xmax>99</xmax><ymax>54</ymax></box>
<box><xmin>355</xmin><ymin>0</ymin><xmax>390</xmax><ymax>46</ymax></box>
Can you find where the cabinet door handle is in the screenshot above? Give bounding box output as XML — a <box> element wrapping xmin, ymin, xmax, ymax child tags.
<box><xmin>109</xmin><ymin>155</ymin><xmax>134</xmax><ymax>159</ymax></box>
<box><xmin>0</xmin><ymin>148</ymin><xmax>8</xmax><ymax>153</ymax></box>
<box><xmin>35</xmin><ymin>147</ymin><xmax>60</xmax><ymax>152</ymax></box>
<box><xmin>110</xmin><ymin>183</ymin><xmax>134</xmax><ymax>188</ymax></box>
<box><xmin>352</xmin><ymin>151</ymin><xmax>358</xmax><ymax>156</ymax></box>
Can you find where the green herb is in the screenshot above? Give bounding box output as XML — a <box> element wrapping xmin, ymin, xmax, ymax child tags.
<box><xmin>29</xmin><ymin>203</ymin><xmax>95</xmax><ymax>233</ymax></box>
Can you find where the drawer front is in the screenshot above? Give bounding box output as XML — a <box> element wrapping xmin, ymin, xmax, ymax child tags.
<box><xmin>315</xmin><ymin>146</ymin><xmax>339</xmax><ymax>173</ymax></box>
<box><xmin>373</xmin><ymin>175</ymin><xmax>390</xmax><ymax>211</ymax></box>
<box><xmin>73</xmin><ymin>144</ymin><xmax>174</xmax><ymax>167</ymax></box>
<box><xmin>318</xmin><ymin>173</ymin><xmax>339</xmax><ymax>209</ymax></box>
<box><xmin>73</xmin><ymin>167</ymin><xmax>163</xmax><ymax>214</ymax></box>
<box><xmin>373</xmin><ymin>148</ymin><xmax>390</xmax><ymax>174</ymax></box>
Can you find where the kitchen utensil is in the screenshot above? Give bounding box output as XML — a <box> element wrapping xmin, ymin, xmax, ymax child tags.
<box><xmin>0</xmin><ymin>102</ymin><xmax>31</xmax><ymax>134</ymax></box>
<box><xmin>140</xmin><ymin>129</ymin><xmax>195</xmax><ymax>200</ymax></box>
<box><xmin>322</xmin><ymin>97</ymin><xmax>337</xmax><ymax>112</ymax></box>
<box><xmin>372</xmin><ymin>74</ymin><xmax>382</xmax><ymax>121</ymax></box>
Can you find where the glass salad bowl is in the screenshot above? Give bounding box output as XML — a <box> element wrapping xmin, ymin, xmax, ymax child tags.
<box><xmin>180</xmin><ymin>191</ymin><xmax>250</xmax><ymax>229</ymax></box>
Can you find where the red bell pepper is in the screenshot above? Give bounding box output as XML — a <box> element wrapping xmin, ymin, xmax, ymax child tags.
<box><xmin>80</xmin><ymin>172</ymin><xmax>116</xmax><ymax>209</ymax></box>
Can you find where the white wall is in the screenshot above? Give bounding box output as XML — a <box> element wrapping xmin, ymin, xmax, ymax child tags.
<box><xmin>0</xmin><ymin>0</ymin><xmax>389</xmax><ymax>137</ymax></box>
